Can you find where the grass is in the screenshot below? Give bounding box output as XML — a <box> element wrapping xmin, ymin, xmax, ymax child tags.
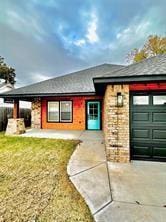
<box><xmin>0</xmin><ymin>133</ymin><xmax>93</xmax><ymax>222</ymax></box>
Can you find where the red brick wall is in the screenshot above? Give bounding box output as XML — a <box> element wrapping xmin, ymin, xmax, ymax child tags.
<box><xmin>41</xmin><ymin>96</ymin><xmax>103</xmax><ymax>130</ymax></box>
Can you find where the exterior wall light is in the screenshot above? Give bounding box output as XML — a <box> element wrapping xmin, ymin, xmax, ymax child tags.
<box><xmin>117</xmin><ymin>92</ymin><xmax>123</xmax><ymax>107</ymax></box>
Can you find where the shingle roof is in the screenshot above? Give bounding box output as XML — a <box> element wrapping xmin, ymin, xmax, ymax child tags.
<box><xmin>103</xmin><ymin>54</ymin><xmax>166</xmax><ymax>78</ymax></box>
<box><xmin>1</xmin><ymin>54</ymin><xmax>166</xmax><ymax>98</ymax></box>
<box><xmin>1</xmin><ymin>64</ymin><xmax>123</xmax><ymax>96</ymax></box>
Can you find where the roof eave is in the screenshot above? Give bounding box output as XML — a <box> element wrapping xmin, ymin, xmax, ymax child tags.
<box><xmin>0</xmin><ymin>91</ymin><xmax>96</xmax><ymax>99</ymax></box>
<box><xmin>93</xmin><ymin>74</ymin><xmax>166</xmax><ymax>84</ymax></box>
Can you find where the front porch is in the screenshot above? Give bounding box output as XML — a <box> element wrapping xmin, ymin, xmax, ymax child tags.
<box><xmin>5</xmin><ymin>84</ymin><xmax>131</xmax><ymax>163</ymax></box>
<box><xmin>20</xmin><ymin>128</ymin><xmax>104</xmax><ymax>141</ymax></box>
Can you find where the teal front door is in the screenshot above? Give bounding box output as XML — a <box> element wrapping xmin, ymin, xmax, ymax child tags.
<box><xmin>87</xmin><ymin>101</ymin><xmax>101</xmax><ymax>130</ymax></box>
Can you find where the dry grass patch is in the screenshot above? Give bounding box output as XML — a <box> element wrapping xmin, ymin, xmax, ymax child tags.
<box><xmin>0</xmin><ymin>134</ymin><xmax>93</xmax><ymax>222</ymax></box>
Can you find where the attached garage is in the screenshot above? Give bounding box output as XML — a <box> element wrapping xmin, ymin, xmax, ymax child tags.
<box><xmin>94</xmin><ymin>54</ymin><xmax>166</xmax><ymax>162</ymax></box>
<box><xmin>130</xmin><ymin>92</ymin><xmax>166</xmax><ymax>161</ymax></box>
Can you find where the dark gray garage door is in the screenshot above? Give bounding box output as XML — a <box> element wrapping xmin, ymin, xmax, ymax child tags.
<box><xmin>131</xmin><ymin>92</ymin><xmax>166</xmax><ymax>161</ymax></box>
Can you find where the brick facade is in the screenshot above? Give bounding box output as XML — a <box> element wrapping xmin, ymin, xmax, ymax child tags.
<box><xmin>41</xmin><ymin>96</ymin><xmax>103</xmax><ymax>130</ymax></box>
<box><xmin>31</xmin><ymin>98</ymin><xmax>41</xmax><ymax>129</ymax></box>
<box><xmin>104</xmin><ymin>84</ymin><xmax>130</xmax><ymax>163</ymax></box>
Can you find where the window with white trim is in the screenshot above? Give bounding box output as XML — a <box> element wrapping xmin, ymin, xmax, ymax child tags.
<box><xmin>48</xmin><ymin>102</ymin><xmax>59</xmax><ymax>122</ymax></box>
<box><xmin>60</xmin><ymin>101</ymin><xmax>72</xmax><ymax>122</ymax></box>
<box><xmin>47</xmin><ymin>101</ymin><xmax>72</xmax><ymax>122</ymax></box>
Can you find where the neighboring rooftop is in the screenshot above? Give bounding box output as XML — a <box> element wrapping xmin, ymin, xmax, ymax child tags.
<box><xmin>0</xmin><ymin>64</ymin><xmax>123</xmax><ymax>97</ymax></box>
<box><xmin>0</xmin><ymin>82</ymin><xmax>14</xmax><ymax>93</ymax></box>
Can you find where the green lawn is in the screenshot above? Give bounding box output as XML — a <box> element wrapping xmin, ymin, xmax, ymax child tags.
<box><xmin>0</xmin><ymin>134</ymin><xmax>93</xmax><ymax>222</ymax></box>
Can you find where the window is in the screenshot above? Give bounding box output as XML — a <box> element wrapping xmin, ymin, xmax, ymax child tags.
<box><xmin>47</xmin><ymin>101</ymin><xmax>72</xmax><ymax>122</ymax></box>
<box><xmin>48</xmin><ymin>102</ymin><xmax>59</xmax><ymax>122</ymax></box>
<box><xmin>153</xmin><ymin>95</ymin><xmax>166</xmax><ymax>105</ymax></box>
<box><xmin>133</xmin><ymin>96</ymin><xmax>149</xmax><ymax>105</ymax></box>
<box><xmin>60</xmin><ymin>101</ymin><xmax>72</xmax><ymax>122</ymax></box>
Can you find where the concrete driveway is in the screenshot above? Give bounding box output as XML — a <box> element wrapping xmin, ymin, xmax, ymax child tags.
<box><xmin>95</xmin><ymin>161</ymin><xmax>166</xmax><ymax>222</ymax></box>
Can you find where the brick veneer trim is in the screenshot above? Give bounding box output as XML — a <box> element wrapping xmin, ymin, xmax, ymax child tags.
<box><xmin>104</xmin><ymin>84</ymin><xmax>130</xmax><ymax>163</ymax></box>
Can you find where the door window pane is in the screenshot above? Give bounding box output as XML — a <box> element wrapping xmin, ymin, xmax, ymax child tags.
<box><xmin>93</xmin><ymin>103</ymin><xmax>98</xmax><ymax>109</ymax></box>
<box><xmin>60</xmin><ymin>101</ymin><xmax>72</xmax><ymax>122</ymax></box>
<box><xmin>153</xmin><ymin>95</ymin><xmax>166</xmax><ymax>105</ymax></box>
<box><xmin>88</xmin><ymin>103</ymin><xmax>98</xmax><ymax>120</ymax></box>
<box><xmin>133</xmin><ymin>96</ymin><xmax>149</xmax><ymax>105</ymax></box>
<box><xmin>48</xmin><ymin>102</ymin><xmax>59</xmax><ymax>122</ymax></box>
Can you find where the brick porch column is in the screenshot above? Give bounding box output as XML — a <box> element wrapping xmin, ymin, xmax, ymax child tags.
<box><xmin>31</xmin><ymin>98</ymin><xmax>41</xmax><ymax>129</ymax></box>
<box><xmin>104</xmin><ymin>84</ymin><xmax>130</xmax><ymax>163</ymax></box>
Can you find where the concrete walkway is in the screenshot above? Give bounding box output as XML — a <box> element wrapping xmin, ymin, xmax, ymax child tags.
<box><xmin>23</xmin><ymin>129</ymin><xmax>113</xmax><ymax>218</ymax></box>
<box><xmin>22</xmin><ymin>129</ymin><xmax>111</xmax><ymax>216</ymax></box>
<box><xmin>67</xmin><ymin>131</ymin><xmax>112</xmax><ymax>217</ymax></box>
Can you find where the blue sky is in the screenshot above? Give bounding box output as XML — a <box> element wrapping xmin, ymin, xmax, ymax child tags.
<box><xmin>0</xmin><ymin>0</ymin><xmax>165</xmax><ymax>87</ymax></box>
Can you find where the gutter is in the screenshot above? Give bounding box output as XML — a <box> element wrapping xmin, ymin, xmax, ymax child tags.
<box><xmin>0</xmin><ymin>91</ymin><xmax>96</xmax><ymax>99</ymax></box>
<box><xmin>93</xmin><ymin>74</ymin><xmax>166</xmax><ymax>84</ymax></box>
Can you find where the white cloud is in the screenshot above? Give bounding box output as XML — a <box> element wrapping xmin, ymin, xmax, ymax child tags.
<box><xmin>56</xmin><ymin>24</ymin><xmax>86</xmax><ymax>48</ymax></box>
<box><xmin>6</xmin><ymin>10</ymin><xmax>47</xmax><ymax>41</ymax></box>
<box><xmin>86</xmin><ymin>11</ymin><xmax>99</xmax><ymax>43</ymax></box>
<box><xmin>54</xmin><ymin>9</ymin><xmax>100</xmax><ymax>50</ymax></box>
<box><xmin>114</xmin><ymin>5</ymin><xmax>165</xmax><ymax>54</ymax></box>
<box><xmin>116</xmin><ymin>20</ymin><xmax>151</xmax><ymax>46</ymax></box>
<box><xmin>106</xmin><ymin>17</ymin><xmax>153</xmax><ymax>59</ymax></box>
<box><xmin>74</xmin><ymin>39</ymin><xmax>86</xmax><ymax>46</ymax></box>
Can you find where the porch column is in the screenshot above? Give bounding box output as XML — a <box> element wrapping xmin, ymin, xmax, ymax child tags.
<box><xmin>5</xmin><ymin>99</ymin><xmax>25</xmax><ymax>135</ymax></box>
<box><xmin>13</xmin><ymin>99</ymin><xmax>19</xmax><ymax>119</ymax></box>
<box><xmin>31</xmin><ymin>98</ymin><xmax>41</xmax><ymax>129</ymax></box>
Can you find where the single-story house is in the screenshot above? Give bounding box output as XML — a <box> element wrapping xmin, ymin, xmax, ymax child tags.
<box><xmin>1</xmin><ymin>54</ymin><xmax>166</xmax><ymax>162</ymax></box>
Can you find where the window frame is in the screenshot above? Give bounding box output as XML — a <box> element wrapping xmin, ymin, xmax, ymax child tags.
<box><xmin>60</xmin><ymin>101</ymin><xmax>73</xmax><ymax>122</ymax></box>
<box><xmin>47</xmin><ymin>100</ymin><xmax>73</xmax><ymax>123</ymax></box>
<box><xmin>47</xmin><ymin>101</ymin><xmax>60</xmax><ymax>122</ymax></box>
